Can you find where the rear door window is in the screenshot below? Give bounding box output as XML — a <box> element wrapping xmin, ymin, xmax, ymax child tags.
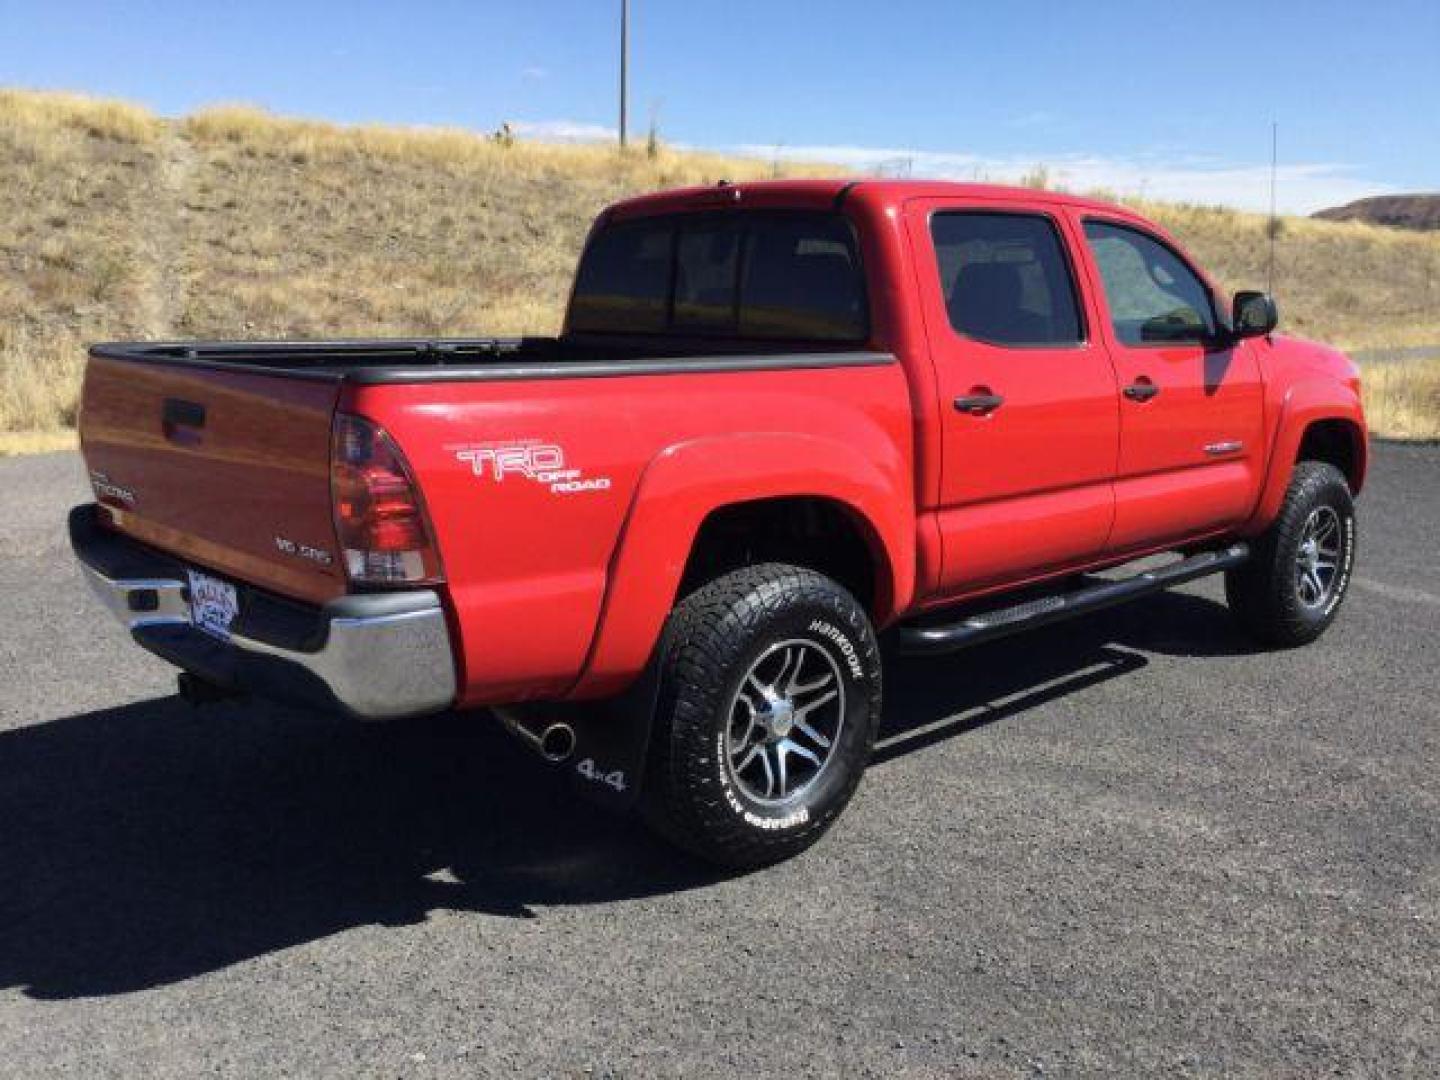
<box><xmin>569</xmin><ymin>212</ymin><xmax>867</xmax><ymax>341</ymax></box>
<box><xmin>930</xmin><ymin>212</ymin><xmax>1084</xmax><ymax>347</ymax></box>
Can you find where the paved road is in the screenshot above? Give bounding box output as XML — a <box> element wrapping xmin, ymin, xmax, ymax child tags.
<box><xmin>1353</xmin><ymin>344</ymin><xmax>1440</xmax><ymax>365</ymax></box>
<box><xmin>1</xmin><ymin>447</ymin><xmax>1436</xmax><ymax>1078</ymax></box>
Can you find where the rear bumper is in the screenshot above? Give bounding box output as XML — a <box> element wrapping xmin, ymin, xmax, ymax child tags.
<box><xmin>69</xmin><ymin>505</ymin><xmax>457</xmax><ymax>719</ymax></box>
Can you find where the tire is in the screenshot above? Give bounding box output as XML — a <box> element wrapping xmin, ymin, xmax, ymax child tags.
<box><xmin>1225</xmin><ymin>461</ymin><xmax>1357</xmax><ymax>648</ymax></box>
<box><xmin>642</xmin><ymin>563</ymin><xmax>882</xmax><ymax>868</ymax></box>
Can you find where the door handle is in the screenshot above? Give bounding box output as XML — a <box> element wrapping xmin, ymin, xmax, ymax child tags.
<box><xmin>1123</xmin><ymin>381</ymin><xmax>1160</xmax><ymax>402</ymax></box>
<box><xmin>954</xmin><ymin>393</ymin><xmax>1005</xmax><ymax>416</ymax></box>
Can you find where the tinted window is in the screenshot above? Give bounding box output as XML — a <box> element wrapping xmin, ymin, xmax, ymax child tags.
<box><xmin>568</xmin><ymin>219</ymin><xmax>673</xmax><ymax>333</ymax></box>
<box><xmin>569</xmin><ymin>212</ymin><xmax>866</xmax><ymax>341</ymax></box>
<box><xmin>739</xmin><ymin>216</ymin><xmax>866</xmax><ymax>340</ymax></box>
<box><xmin>1083</xmin><ymin>220</ymin><xmax>1216</xmax><ymax>344</ymax></box>
<box><xmin>930</xmin><ymin>213</ymin><xmax>1083</xmax><ymax>346</ymax></box>
<box><xmin>674</xmin><ymin>220</ymin><xmax>741</xmax><ymax>330</ymax></box>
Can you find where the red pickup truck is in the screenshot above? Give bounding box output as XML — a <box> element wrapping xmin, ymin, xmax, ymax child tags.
<box><xmin>72</xmin><ymin>180</ymin><xmax>1366</xmax><ymax>866</ymax></box>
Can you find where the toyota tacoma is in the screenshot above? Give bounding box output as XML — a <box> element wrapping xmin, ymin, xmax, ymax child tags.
<box><xmin>71</xmin><ymin>180</ymin><xmax>1367</xmax><ymax>866</ymax></box>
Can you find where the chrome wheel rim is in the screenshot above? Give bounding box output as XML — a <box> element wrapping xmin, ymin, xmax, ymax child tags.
<box><xmin>724</xmin><ymin>639</ymin><xmax>846</xmax><ymax>805</ymax></box>
<box><xmin>1295</xmin><ymin>505</ymin><xmax>1343</xmax><ymax>608</ymax></box>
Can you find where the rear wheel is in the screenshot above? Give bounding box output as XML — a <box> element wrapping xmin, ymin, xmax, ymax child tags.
<box><xmin>642</xmin><ymin>563</ymin><xmax>881</xmax><ymax>868</ymax></box>
<box><xmin>1226</xmin><ymin>461</ymin><xmax>1356</xmax><ymax>647</ymax></box>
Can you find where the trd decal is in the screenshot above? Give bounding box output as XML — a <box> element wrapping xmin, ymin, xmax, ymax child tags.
<box><xmin>452</xmin><ymin>441</ymin><xmax>611</xmax><ymax>495</ymax></box>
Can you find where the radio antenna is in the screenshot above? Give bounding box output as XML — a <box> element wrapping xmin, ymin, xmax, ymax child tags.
<box><xmin>1267</xmin><ymin>121</ymin><xmax>1278</xmax><ymax>295</ymax></box>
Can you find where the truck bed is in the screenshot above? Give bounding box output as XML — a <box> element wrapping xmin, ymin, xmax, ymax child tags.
<box><xmin>78</xmin><ymin>334</ymin><xmax>892</xmax><ymax>622</ymax></box>
<box><xmin>89</xmin><ymin>336</ymin><xmax>890</xmax><ymax>384</ymax></box>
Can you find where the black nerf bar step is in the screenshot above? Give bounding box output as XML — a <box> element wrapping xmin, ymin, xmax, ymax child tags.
<box><xmin>895</xmin><ymin>543</ymin><xmax>1251</xmax><ymax>655</ymax></box>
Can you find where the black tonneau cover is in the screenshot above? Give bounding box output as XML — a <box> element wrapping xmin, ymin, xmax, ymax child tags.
<box><xmin>88</xmin><ymin>337</ymin><xmax>893</xmax><ymax>385</ymax></box>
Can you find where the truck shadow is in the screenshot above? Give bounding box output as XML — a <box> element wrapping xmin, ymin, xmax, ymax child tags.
<box><xmin>0</xmin><ymin>589</ymin><xmax>1247</xmax><ymax>998</ymax></box>
<box><xmin>876</xmin><ymin>577</ymin><xmax>1252</xmax><ymax>762</ymax></box>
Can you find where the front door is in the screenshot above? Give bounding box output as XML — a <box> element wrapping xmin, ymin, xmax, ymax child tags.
<box><xmin>906</xmin><ymin>201</ymin><xmax>1121</xmax><ymax>597</ymax></box>
<box><xmin>1075</xmin><ymin>216</ymin><xmax>1266</xmax><ymax>553</ymax></box>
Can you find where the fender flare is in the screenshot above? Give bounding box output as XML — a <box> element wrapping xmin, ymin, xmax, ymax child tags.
<box><xmin>1244</xmin><ymin>378</ymin><xmax>1367</xmax><ymax>534</ymax></box>
<box><xmin>567</xmin><ymin>432</ymin><xmax>915</xmax><ymax>699</ymax></box>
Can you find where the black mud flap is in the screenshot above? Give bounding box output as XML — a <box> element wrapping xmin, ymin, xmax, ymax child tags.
<box><xmin>496</xmin><ymin>630</ymin><xmax>671</xmax><ymax>813</ymax></box>
<box><xmin>567</xmin><ymin>658</ymin><xmax>664</xmax><ymax>811</ymax></box>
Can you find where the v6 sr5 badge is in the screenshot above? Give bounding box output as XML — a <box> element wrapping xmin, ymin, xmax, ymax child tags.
<box><xmin>453</xmin><ymin>441</ymin><xmax>611</xmax><ymax>495</ymax></box>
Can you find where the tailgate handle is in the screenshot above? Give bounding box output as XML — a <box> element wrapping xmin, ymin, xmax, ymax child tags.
<box><xmin>162</xmin><ymin>398</ymin><xmax>206</xmax><ymax>445</ymax></box>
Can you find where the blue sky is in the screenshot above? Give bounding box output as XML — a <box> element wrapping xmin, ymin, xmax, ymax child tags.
<box><xmin>3</xmin><ymin>0</ymin><xmax>1435</xmax><ymax>212</ymax></box>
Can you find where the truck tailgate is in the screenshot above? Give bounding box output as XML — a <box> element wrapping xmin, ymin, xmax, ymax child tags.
<box><xmin>80</xmin><ymin>355</ymin><xmax>347</xmax><ymax>604</ymax></box>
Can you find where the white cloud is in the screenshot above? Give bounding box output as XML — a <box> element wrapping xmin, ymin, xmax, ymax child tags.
<box><xmin>521</xmin><ymin>66</ymin><xmax>549</xmax><ymax>81</ymax></box>
<box><xmin>509</xmin><ymin>119</ymin><xmax>617</xmax><ymax>143</ymax></box>
<box><xmin>500</xmin><ymin>120</ymin><xmax>1393</xmax><ymax>213</ymax></box>
<box><xmin>724</xmin><ymin>142</ymin><xmax>1392</xmax><ymax>214</ymax></box>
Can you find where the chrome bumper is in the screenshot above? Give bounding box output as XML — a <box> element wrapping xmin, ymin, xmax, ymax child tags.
<box><xmin>71</xmin><ymin>506</ymin><xmax>456</xmax><ymax>720</ymax></box>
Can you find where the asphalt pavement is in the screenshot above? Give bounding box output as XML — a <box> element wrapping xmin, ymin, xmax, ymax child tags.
<box><xmin>1</xmin><ymin>445</ymin><xmax>1436</xmax><ymax>1077</ymax></box>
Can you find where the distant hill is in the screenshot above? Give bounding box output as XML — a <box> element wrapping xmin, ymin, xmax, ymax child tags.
<box><xmin>1314</xmin><ymin>195</ymin><xmax>1440</xmax><ymax>232</ymax></box>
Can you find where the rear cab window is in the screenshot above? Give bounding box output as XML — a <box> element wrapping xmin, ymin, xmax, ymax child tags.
<box><xmin>568</xmin><ymin>220</ymin><xmax>673</xmax><ymax>332</ymax></box>
<box><xmin>568</xmin><ymin>211</ymin><xmax>868</xmax><ymax>343</ymax></box>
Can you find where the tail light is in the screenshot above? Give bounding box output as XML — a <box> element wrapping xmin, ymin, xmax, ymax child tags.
<box><xmin>330</xmin><ymin>413</ymin><xmax>443</xmax><ymax>585</ymax></box>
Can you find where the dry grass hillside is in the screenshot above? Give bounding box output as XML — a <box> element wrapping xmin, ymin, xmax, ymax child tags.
<box><xmin>2</xmin><ymin>88</ymin><xmax>1436</xmax><ymax>451</ymax></box>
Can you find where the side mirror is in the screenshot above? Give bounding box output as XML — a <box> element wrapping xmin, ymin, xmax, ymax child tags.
<box><xmin>1232</xmin><ymin>291</ymin><xmax>1278</xmax><ymax>338</ymax></box>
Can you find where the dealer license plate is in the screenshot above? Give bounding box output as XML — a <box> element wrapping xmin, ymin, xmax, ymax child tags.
<box><xmin>187</xmin><ymin>569</ymin><xmax>239</xmax><ymax>641</ymax></box>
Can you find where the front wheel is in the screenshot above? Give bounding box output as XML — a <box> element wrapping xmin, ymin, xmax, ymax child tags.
<box><xmin>642</xmin><ymin>563</ymin><xmax>882</xmax><ymax>868</ymax></box>
<box><xmin>1226</xmin><ymin>461</ymin><xmax>1357</xmax><ymax>647</ymax></box>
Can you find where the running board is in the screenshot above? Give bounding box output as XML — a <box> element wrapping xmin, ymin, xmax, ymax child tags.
<box><xmin>895</xmin><ymin>543</ymin><xmax>1251</xmax><ymax>655</ymax></box>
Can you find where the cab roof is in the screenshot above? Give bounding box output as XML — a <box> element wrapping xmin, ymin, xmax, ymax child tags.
<box><xmin>604</xmin><ymin>177</ymin><xmax>1141</xmax><ymax>222</ymax></box>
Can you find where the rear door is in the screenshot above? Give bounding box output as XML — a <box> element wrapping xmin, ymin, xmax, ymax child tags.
<box><xmin>906</xmin><ymin>199</ymin><xmax>1120</xmax><ymax>596</ymax></box>
<box><xmin>80</xmin><ymin>355</ymin><xmax>346</xmax><ymax>603</ymax></box>
<box><xmin>1074</xmin><ymin>216</ymin><xmax>1265</xmax><ymax>553</ymax></box>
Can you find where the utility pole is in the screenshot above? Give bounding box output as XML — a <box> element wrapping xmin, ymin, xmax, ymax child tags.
<box><xmin>619</xmin><ymin>0</ymin><xmax>629</xmax><ymax>148</ymax></box>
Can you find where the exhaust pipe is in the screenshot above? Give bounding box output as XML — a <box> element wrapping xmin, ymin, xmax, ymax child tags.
<box><xmin>535</xmin><ymin>722</ymin><xmax>576</xmax><ymax>762</ymax></box>
<box><xmin>495</xmin><ymin>707</ymin><xmax>577</xmax><ymax>764</ymax></box>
